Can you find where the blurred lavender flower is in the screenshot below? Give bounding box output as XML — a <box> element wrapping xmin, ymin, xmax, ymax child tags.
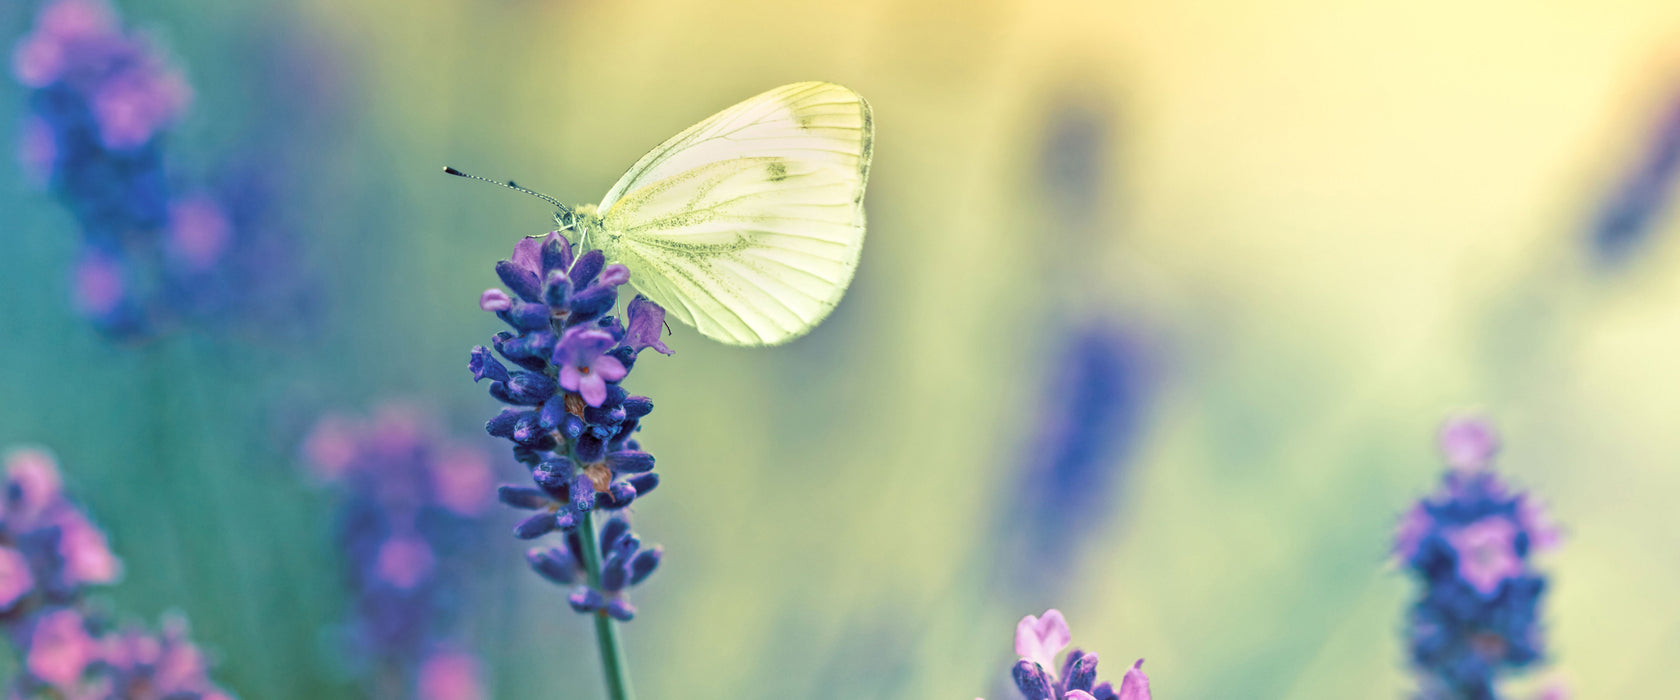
<box><xmin>470</xmin><ymin>233</ymin><xmax>670</xmax><ymax>621</ymax></box>
<box><xmin>1591</xmin><ymin>86</ymin><xmax>1680</xmax><ymax>265</ymax></box>
<box><xmin>1003</xmin><ymin>325</ymin><xmax>1150</xmax><ymax>593</ymax></box>
<box><xmin>11</xmin><ymin>0</ymin><xmax>310</xmax><ymax>338</ymax></box>
<box><xmin>0</xmin><ymin>448</ymin><xmax>233</xmax><ymax>699</ymax></box>
<box><xmin>1395</xmin><ymin>417</ymin><xmax>1562</xmax><ymax>700</ymax></box>
<box><xmin>301</xmin><ymin>404</ymin><xmax>494</xmax><ymax>699</ymax></box>
<box><xmin>983</xmin><ymin>609</ymin><xmax>1150</xmax><ymax>700</ymax></box>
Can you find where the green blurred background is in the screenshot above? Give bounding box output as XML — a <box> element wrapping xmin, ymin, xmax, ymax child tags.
<box><xmin>4</xmin><ymin>0</ymin><xmax>1680</xmax><ymax>697</ymax></box>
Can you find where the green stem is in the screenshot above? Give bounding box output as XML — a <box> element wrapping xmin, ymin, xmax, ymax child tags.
<box><xmin>579</xmin><ymin>509</ymin><xmax>635</xmax><ymax>700</ymax></box>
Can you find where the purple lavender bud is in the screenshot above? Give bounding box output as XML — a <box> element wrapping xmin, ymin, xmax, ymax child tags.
<box><xmin>544</xmin><ymin>269</ymin><xmax>572</xmax><ymax>308</ymax></box>
<box><xmin>599</xmin><ymin>517</ymin><xmax>630</xmax><ymax>554</ymax></box>
<box><xmin>495</xmin><ymin>260</ymin><xmax>542</xmax><ymax>302</ymax></box>
<box><xmin>479</xmin><ymin>288</ymin><xmax>512</xmax><ymax>312</ymax></box>
<box><xmin>575</xmin><ymin>433</ymin><xmax>606</xmax><ymax>463</ymax></box>
<box><xmin>567</xmin><ymin>285</ymin><xmax>617</xmax><ymax>322</ymax></box>
<box><xmin>540</xmin><ymin>232</ymin><xmax>572</xmax><ymax>272</ymax></box>
<box><xmin>567</xmin><ymin>588</ymin><xmax>603</xmax><ymax>613</ymax></box>
<box><xmin>613</xmin><ymin>534</ymin><xmax>641</xmax><ymax>559</ymax></box>
<box><xmin>504</xmin><ymin>302</ymin><xmax>551</xmax><ymax>332</ymax></box>
<box><xmin>1067</xmin><ymin>650</ymin><xmax>1100</xmax><ymax>692</ymax></box>
<box><xmin>606</xmin><ymin>451</ymin><xmax>655</xmax><ymax>475</ymax></box>
<box><xmin>504</xmin><ymin>371</ymin><xmax>557</xmax><ymax>405</ymax></box>
<box><xmin>469</xmin><ymin>346</ymin><xmax>511</xmax><ymax>383</ymax></box>
<box><xmin>561</xmin><ymin>415</ymin><xmax>587</xmax><ymax>441</ymax></box>
<box><xmin>556</xmin><ymin>511</ymin><xmax>579</xmax><ymax>530</ymax></box>
<box><xmin>570</xmin><ymin>474</ymin><xmax>596</xmax><ymax>512</ymax></box>
<box><xmin>510</xmin><ymin>235</ymin><xmax>544</xmax><ymax>274</ymax></box>
<box><xmin>604</xmin><ymin>599</ymin><xmax>636</xmax><ymax>621</ymax></box>
<box><xmin>485</xmin><ymin>409</ymin><xmax>522</xmax><ymax>439</ymax></box>
<box><xmin>599</xmin><ymin>264</ymin><xmax>630</xmax><ymax>286</ymax></box>
<box><xmin>539</xmin><ymin>395</ymin><xmax>566</xmax><ymax>429</ymax></box>
<box><xmin>514</xmin><ymin>512</ymin><xmax>559</xmax><ymax>539</ymax></box>
<box><xmin>628</xmin><ymin>547</ymin><xmax>661</xmax><ymax>585</ymax></box>
<box><xmin>525</xmin><ymin>546</ymin><xmax>577</xmax><ymax>585</ymax></box>
<box><xmin>1060</xmin><ymin>648</ymin><xmax>1087</xmax><ymax>685</ymax></box>
<box><xmin>497</xmin><ymin>485</ymin><xmax>550</xmax><ymax>509</ymax></box>
<box><xmin>605</xmin><ymin>481</ymin><xmax>637</xmax><ymax>508</ymax></box>
<box><xmin>1091</xmin><ymin>682</ymin><xmax>1117</xmax><ymax>700</ymax></box>
<box><xmin>510</xmin><ymin>412</ymin><xmax>546</xmax><ymax>445</ymax></box>
<box><xmin>570</xmin><ymin>249</ymin><xmax>605</xmax><ymax>290</ymax></box>
<box><xmin>621</xmin><ymin>396</ymin><xmax>654</xmax><ymax>419</ymax></box>
<box><xmin>601</xmin><ymin>558</ymin><xmax>629</xmax><ymax>591</ymax></box>
<box><xmin>1012</xmin><ymin>660</ymin><xmax>1055</xmax><ymax>700</ymax></box>
<box><xmin>626</xmin><ymin>473</ymin><xmax>658</xmax><ymax>498</ymax></box>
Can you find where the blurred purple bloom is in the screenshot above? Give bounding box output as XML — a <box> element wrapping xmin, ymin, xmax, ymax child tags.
<box><xmin>1396</xmin><ymin>418</ymin><xmax>1560</xmax><ymax>699</ymax></box>
<box><xmin>417</xmin><ymin>648</ymin><xmax>485</xmax><ymax>700</ymax></box>
<box><xmin>300</xmin><ymin>404</ymin><xmax>494</xmax><ymax>695</ymax></box>
<box><xmin>0</xmin><ymin>448</ymin><xmax>232</xmax><ymax>699</ymax></box>
<box><xmin>11</xmin><ymin>0</ymin><xmax>313</xmax><ymax>339</ymax></box>
<box><xmin>1438</xmin><ymin>416</ymin><xmax>1500</xmax><ymax>471</ymax></box>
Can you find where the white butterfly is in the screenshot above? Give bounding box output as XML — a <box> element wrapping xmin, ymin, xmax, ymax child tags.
<box><xmin>454</xmin><ymin>82</ymin><xmax>873</xmax><ymax>346</ymax></box>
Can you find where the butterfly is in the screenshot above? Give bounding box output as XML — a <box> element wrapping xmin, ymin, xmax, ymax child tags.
<box><xmin>449</xmin><ymin>81</ymin><xmax>873</xmax><ymax>346</ymax></box>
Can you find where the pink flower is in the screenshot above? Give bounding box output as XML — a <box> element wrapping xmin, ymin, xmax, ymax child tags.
<box><xmin>302</xmin><ymin>415</ymin><xmax>361</xmax><ymax>480</ymax></box>
<box><xmin>5</xmin><ymin>447</ymin><xmax>63</xmax><ymax>521</ymax></box>
<box><xmin>55</xmin><ymin>509</ymin><xmax>122</xmax><ymax>586</ymax></box>
<box><xmin>166</xmin><ymin>196</ymin><xmax>233</xmax><ymax>271</ymax></box>
<box><xmin>554</xmin><ymin>327</ymin><xmax>627</xmax><ymax>407</ymax></box>
<box><xmin>1446</xmin><ymin>516</ymin><xmax>1522</xmax><ymax>596</ymax></box>
<box><xmin>418</xmin><ymin>649</ymin><xmax>486</xmax><ymax>700</ymax></box>
<box><xmin>1014</xmin><ymin>609</ymin><xmax>1071</xmax><ymax>671</ymax></box>
<box><xmin>1438</xmin><ymin>416</ymin><xmax>1500</xmax><ymax>471</ymax></box>
<box><xmin>27</xmin><ymin>608</ymin><xmax>94</xmax><ymax>690</ymax></box>
<box><xmin>430</xmin><ymin>445</ymin><xmax>492</xmax><ymax>517</ymax></box>
<box><xmin>375</xmin><ymin>535</ymin><xmax>435</xmax><ymax>590</ymax></box>
<box><xmin>0</xmin><ymin>545</ymin><xmax>37</xmax><ymax>609</ymax></box>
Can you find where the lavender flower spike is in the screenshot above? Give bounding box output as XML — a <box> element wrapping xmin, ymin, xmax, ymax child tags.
<box><xmin>1395</xmin><ymin>417</ymin><xmax>1561</xmax><ymax>700</ymax></box>
<box><xmin>986</xmin><ymin>608</ymin><xmax>1150</xmax><ymax>700</ymax></box>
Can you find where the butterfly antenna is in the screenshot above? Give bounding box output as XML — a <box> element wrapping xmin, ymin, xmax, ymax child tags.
<box><xmin>442</xmin><ymin>166</ymin><xmax>570</xmax><ymax>213</ymax></box>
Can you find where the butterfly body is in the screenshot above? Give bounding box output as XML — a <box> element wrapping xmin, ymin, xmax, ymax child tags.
<box><xmin>558</xmin><ymin>81</ymin><xmax>873</xmax><ymax>347</ymax></box>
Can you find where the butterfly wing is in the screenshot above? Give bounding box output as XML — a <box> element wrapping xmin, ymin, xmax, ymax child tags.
<box><xmin>595</xmin><ymin>82</ymin><xmax>872</xmax><ymax>346</ymax></box>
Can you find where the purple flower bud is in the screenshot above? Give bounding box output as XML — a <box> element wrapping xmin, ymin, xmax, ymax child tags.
<box><xmin>561</xmin><ymin>415</ymin><xmax>587</xmax><ymax>441</ymax></box>
<box><xmin>605</xmin><ymin>481</ymin><xmax>637</xmax><ymax>508</ymax></box>
<box><xmin>1012</xmin><ymin>660</ymin><xmax>1055</xmax><ymax>700</ymax></box>
<box><xmin>540</xmin><ymin>232</ymin><xmax>572</xmax><ymax>272</ymax></box>
<box><xmin>606</xmin><ymin>451</ymin><xmax>654</xmax><ymax>475</ymax></box>
<box><xmin>495</xmin><ymin>260</ymin><xmax>542</xmax><ymax>302</ymax></box>
<box><xmin>514</xmin><ymin>512</ymin><xmax>559</xmax><ymax>539</ymax></box>
<box><xmin>567</xmin><ymin>587</ymin><xmax>603</xmax><ymax>613</ymax></box>
<box><xmin>504</xmin><ymin>302</ymin><xmax>551</xmax><ymax>332</ymax></box>
<box><xmin>567</xmin><ymin>285</ymin><xmax>617</xmax><ymax>323</ymax></box>
<box><xmin>1067</xmin><ymin>650</ymin><xmax>1099</xmax><ymax>692</ymax></box>
<box><xmin>599</xmin><ymin>517</ymin><xmax>630</xmax><ymax>554</ymax></box>
<box><xmin>469</xmin><ymin>346</ymin><xmax>511</xmax><ymax>383</ymax></box>
<box><xmin>497</xmin><ymin>485</ymin><xmax>550</xmax><ymax>510</ymax></box>
<box><xmin>626</xmin><ymin>473</ymin><xmax>658</xmax><ymax>498</ymax></box>
<box><xmin>485</xmin><ymin>409</ymin><xmax>522</xmax><ymax>439</ymax></box>
<box><xmin>526</xmin><ymin>546</ymin><xmax>577</xmax><ymax>585</ymax></box>
<box><xmin>601</xmin><ymin>559</ymin><xmax>628</xmax><ymax>591</ymax></box>
<box><xmin>544</xmin><ymin>269</ymin><xmax>572</xmax><ymax>308</ymax></box>
<box><xmin>570</xmin><ymin>474</ymin><xmax>596</xmax><ymax>512</ymax></box>
<box><xmin>621</xmin><ymin>396</ymin><xmax>654</xmax><ymax>419</ymax></box>
<box><xmin>479</xmin><ymin>288</ymin><xmax>512</xmax><ymax>312</ymax></box>
<box><xmin>570</xmin><ymin>250</ymin><xmax>605</xmax><ymax>290</ymax></box>
<box><xmin>604</xmin><ymin>599</ymin><xmax>636</xmax><ymax>621</ymax></box>
<box><xmin>504</xmin><ymin>371</ymin><xmax>557</xmax><ymax>405</ymax></box>
<box><xmin>539</xmin><ymin>395</ymin><xmax>566</xmax><ymax>430</ymax></box>
<box><xmin>599</xmin><ymin>264</ymin><xmax>630</xmax><ymax>286</ymax></box>
<box><xmin>575</xmin><ymin>433</ymin><xmax>606</xmax><ymax>463</ymax></box>
<box><xmin>629</xmin><ymin>547</ymin><xmax>661</xmax><ymax>586</ymax></box>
